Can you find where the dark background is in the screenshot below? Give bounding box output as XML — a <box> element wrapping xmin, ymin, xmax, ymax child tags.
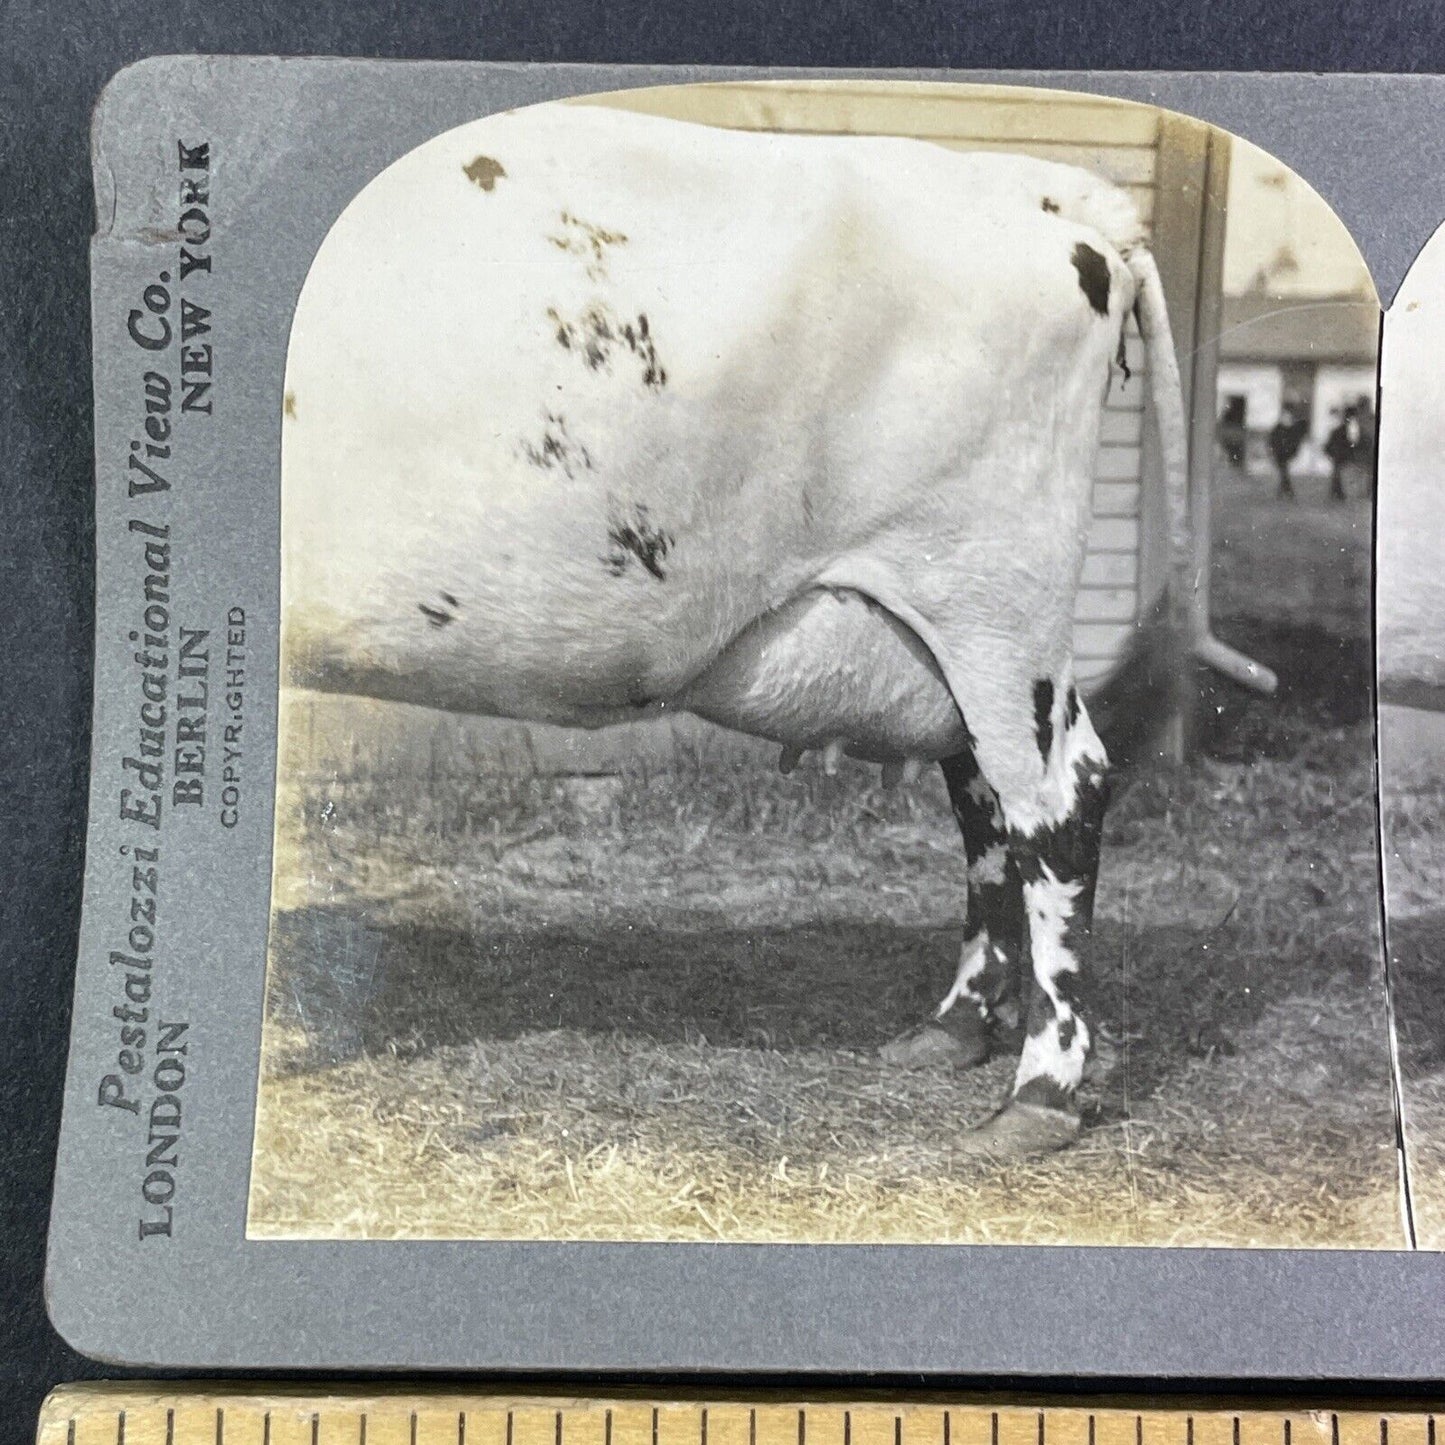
<box><xmin>7</xmin><ymin>1</ymin><xmax>1445</xmax><ymax>1439</ymax></box>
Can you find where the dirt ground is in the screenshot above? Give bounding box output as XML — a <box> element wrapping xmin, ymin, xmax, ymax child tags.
<box><xmin>248</xmin><ymin>457</ymin><xmax>1404</xmax><ymax>1246</ymax></box>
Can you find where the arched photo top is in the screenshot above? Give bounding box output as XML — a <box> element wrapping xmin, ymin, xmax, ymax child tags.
<box><xmin>259</xmin><ymin>79</ymin><xmax>1399</xmax><ymax>1253</ymax></box>
<box><xmin>1379</xmin><ymin>216</ymin><xmax>1445</xmax><ymax>694</ymax></box>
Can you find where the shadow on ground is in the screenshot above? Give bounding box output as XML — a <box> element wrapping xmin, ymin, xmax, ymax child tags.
<box><xmin>267</xmin><ymin>899</ymin><xmax>1376</xmax><ymax>1114</ymax></box>
<box><xmin>1200</xmin><ymin>617</ymin><xmax>1373</xmax><ymax>762</ymax></box>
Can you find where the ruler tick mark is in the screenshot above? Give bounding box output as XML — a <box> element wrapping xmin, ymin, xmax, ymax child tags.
<box><xmin>57</xmin><ymin>1396</ymin><xmax>1445</xmax><ymax>1445</ymax></box>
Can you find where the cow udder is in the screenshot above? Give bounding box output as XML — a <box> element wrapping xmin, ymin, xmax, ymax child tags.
<box><xmin>676</xmin><ymin>587</ymin><xmax>969</xmax><ymax>762</ymax></box>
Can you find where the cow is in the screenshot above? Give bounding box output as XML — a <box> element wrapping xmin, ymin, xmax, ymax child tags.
<box><xmin>281</xmin><ymin>99</ymin><xmax>1197</xmax><ymax>1158</ymax></box>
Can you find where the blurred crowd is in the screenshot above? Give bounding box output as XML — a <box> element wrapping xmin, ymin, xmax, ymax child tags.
<box><xmin>1217</xmin><ymin>394</ymin><xmax>1376</xmax><ymax>500</ymax></box>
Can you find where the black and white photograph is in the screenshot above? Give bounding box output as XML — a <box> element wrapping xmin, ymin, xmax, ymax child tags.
<box><xmin>1378</xmin><ymin>220</ymin><xmax>1445</xmax><ymax>1248</ymax></box>
<box><xmin>245</xmin><ymin>80</ymin><xmax>1398</xmax><ymax>1247</ymax></box>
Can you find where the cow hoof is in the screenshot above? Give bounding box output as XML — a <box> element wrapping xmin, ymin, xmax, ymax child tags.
<box><xmin>958</xmin><ymin>1101</ymin><xmax>1081</xmax><ymax>1159</ymax></box>
<box><xmin>880</xmin><ymin>1017</ymin><xmax>990</xmax><ymax>1069</ymax></box>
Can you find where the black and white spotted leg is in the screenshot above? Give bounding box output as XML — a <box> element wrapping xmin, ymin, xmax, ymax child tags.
<box><xmin>937</xmin><ymin>750</ymin><xmax>1026</xmax><ymax>1032</ymax></box>
<box><xmin>1009</xmin><ymin>701</ymin><xmax>1110</xmax><ymax>1115</ymax></box>
<box><xmin>879</xmin><ymin>749</ymin><xmax>1026</xmax><ymax>1070</ymax></box>
<box><xmin>950</xmin><ymin>671</ymin><xmax>1112</xmax><ymax>1157</ymax></box>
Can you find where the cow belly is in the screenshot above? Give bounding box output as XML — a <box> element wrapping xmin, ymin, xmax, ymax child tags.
<box><xmin>677</xmin><ymin>588</ymin><xmax>968</xmax><ymax>762</ymax></box>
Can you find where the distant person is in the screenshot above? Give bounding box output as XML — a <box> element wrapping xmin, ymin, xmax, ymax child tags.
<box><xmin>1325</xmin><ymin>405</ymin><xmax>1363</xmax><ymax>501</ymax></box>
<box><xmin>1217</xmin><ymin>395</ymin><xmax>1247</xmax><ymax>470</ymax></box>
<box><xmin>1269</xmin><ymin>404</ymin><xmax>1307</xmax><ymax>498</ymax></box>
<box><xmin>1355</xmin><ymin>398</ymin><xmax>1378</xmax><ymax>494</ymax></box>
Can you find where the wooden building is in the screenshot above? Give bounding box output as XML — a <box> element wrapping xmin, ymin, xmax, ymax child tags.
<box><xmin>1215</xmin><ymin>291</ymin><xmax>1379</xmax><ymax>471</ymax></box>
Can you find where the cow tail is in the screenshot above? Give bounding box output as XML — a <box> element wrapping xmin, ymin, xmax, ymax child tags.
<box><xmin>1127</xmin><ymin>248</ymin><xmax>1278</xmax><ymax>697</ymax></box>
<box><xmin>1127</xmin><ymin>248</ymin><xmax>1195</xmax><ymax>645</ymax></box>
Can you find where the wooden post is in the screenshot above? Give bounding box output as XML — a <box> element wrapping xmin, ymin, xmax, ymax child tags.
<box><xmin>1183</xmin><ymin>127</ymin><xmax>1232</xmax><ymax>754</ymax></box>
<box><xmin>1146</xmin><ymin>113</ymin><xmax>1229</xmax><ymax>759</ymax></box>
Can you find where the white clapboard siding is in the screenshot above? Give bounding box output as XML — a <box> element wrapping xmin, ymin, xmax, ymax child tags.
<box><xmin>1088</xmin><ymin>516</ymin><xmax>1142</xmax><ymax>552</ymax></box>
<box><xmin>1081</xmin><ymin>550</ymin><xmax>1139</xmax><ymax>587</ymax></box>
<box><xmin>1100</xmin><ymin>408</ymin><xmax>1145</xmax><ymax>446</ymax></box>
<box><xmin>582</xmin><ymin>82</ymin><xmax>1166</xmax><ymax>691</ymax></box>
<box><xmin>1073</xmin><ymin>623</ymin><xmax>1139</xmax><ymax>680</ymax></box>
<box><xmin>1096</xmin><ymin>452</ymin><xmax>1144</xmax><ymax>487</ymax></box>
<box><xmin>1093</xmin><ymin>481</ymin><xmax>1141</xmax><ymax>516</ymax></box>
<box><xmin>1075</xmin><ymin>588</ymin><xmax>1140</xmax><ymax>622</ymax></box>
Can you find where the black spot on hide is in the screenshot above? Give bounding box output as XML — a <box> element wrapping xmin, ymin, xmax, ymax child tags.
<box><xmin>603</xmin><ymin>502</ymin><xmax>673</xmax><ymax>581</ymax></box>
<box><xmin>548</xmin><ymin>303</ymin><xmax>667</xmax><ymax>390</ymax></box>
<box><xmin>1010</xmin><ymin>759</ymin><xmax>1110</xmax><ymax>888</ymax></box>
<box><xmin>1033</xmin><ymin>679</ymin><xmax>1055</xmax><ymax>763</ymax></box>
<box><xmin>463</xmin><ymin>155</ymin><xmax>506</xmax><ymax>191</ymax></box>
<box><xmin>1009</xmin><ymin>756</ymin><xmax>1112</xmax><ymax>967</ymax></box>
<box><xmin>548</xmin><ymin>211</ymin><xmax>628</xmax><ymax>278</ymax></box>
<box><xmin>1071</xmin><ymin>241</ymin><xmax>1111</xmax><ymax>317</ymax></box>
<box><xmin>521</xmin><ymin>411</ymin><xmax>593</xmax><ymax>478</ymax></box>
<box><xmin>1041</xmin><ymin>196</ymin><xmax>1061</xmax><ymax>214</ymax></box>
<box><xmin>620</xmin><ymin>313</ymin><xmax>667</xmax><ymax>390</ymax></box>
<box><xmin>941</xmin><ymin>750</ymin><xmax>1025</xmax><ymax>1020</ymax></box>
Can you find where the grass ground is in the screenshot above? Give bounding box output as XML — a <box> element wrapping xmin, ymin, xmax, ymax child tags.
<box><xmin>1378</xmin><ymin>716</ymin><xmax>1445</xmax><ymax>1247</ymax></box>
<box><xmin>248</xmin><ymin>459</ymin><xmax>1404</xmax><ymax>1246</ymax></box>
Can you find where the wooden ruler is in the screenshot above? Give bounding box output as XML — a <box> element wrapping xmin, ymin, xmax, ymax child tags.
<box><xmin>34</xmin><ymin>1390</ymin><xmax>1445</xmax><ymax>1445</ymax></box>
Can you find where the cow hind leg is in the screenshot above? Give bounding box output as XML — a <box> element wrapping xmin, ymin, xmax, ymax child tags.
<box><xmin>954</xmin><ymin>672</ymin><xmax>1112</xmax><ymax>1159</ymax></box>
<box><xmin>880</xmin><ymin>749</ymin><xmax>1026</xmax><ymax>1069</ymax></box>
